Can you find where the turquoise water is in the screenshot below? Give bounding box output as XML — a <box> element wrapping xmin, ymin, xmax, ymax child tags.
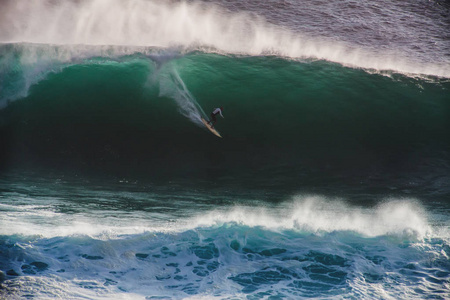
<box><xmin>1</xmin><ymin>48</ymin><xmax>449</xmax><ymax>187</ymax></box>
<box><xmin>1</xmin><ymin>0</ymin><xmax>449</xmax><ymax>299</ymax></box>
<box><xmin>0</xmin><ymin>175</ymin><xmax>449</xmax><ymax>299</ymax></box>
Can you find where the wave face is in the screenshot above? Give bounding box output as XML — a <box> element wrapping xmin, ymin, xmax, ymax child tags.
<box><xmin>1</xmin><ymin>44</ymin><xmax>449</xmax><ymax>197</ymax></box>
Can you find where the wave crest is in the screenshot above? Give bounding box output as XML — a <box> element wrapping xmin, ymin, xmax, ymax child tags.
<box><xmin>191</xmin><ymin>197</ymin><xmax>431</xmax><ymax>239</ymax></box>
<box><xmin>1</xmin><ymin>0</ymin><xmax>449</xmax><ymax>77</ymax></box>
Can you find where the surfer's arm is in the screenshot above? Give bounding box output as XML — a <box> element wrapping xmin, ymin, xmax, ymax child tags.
<box><xmin>219</xmin><ymin>110</ymin><xmax>224</xmax><ymax>118</ymax></box>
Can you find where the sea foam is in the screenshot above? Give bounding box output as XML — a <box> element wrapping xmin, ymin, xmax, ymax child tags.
<box><xmin>0</xmin><ymin>0</ymin><xmax>449</xmax><ymax>77</ymax></box>
<box><xmin>1</xmin><ymin>195</ymin><xmax>431</xmax><ymax>240</ymax></box>
<box><xmin>190</xmin><ymin>196</ymin><xmax>431</xmax><ymax>239</ymax></box>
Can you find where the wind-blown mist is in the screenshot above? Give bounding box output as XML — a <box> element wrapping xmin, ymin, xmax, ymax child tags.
<box><xmin>0</xmin><ymin>196</ymin><xmax>433</xmax><ymax>240</ymax></box>
<box><xmin>158</xmin><ymin>66</ymin><xmax>207</xmax><ymax>127</ymax></box>
<box><xmin>191</xmin><ymin>197</ymin><xmax>431</xmax><ymax>238</ymax></box>
<box><xmin>0</xmin><ymin>1</ymin><xmax>449</xmax><ymax>298</ymax></box>
<box><xmin>0</xmin><ymin>0</ymin><xmax>449</xmax><ymax>77</ymax></box>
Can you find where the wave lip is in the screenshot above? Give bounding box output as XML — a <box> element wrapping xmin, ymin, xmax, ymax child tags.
<box><xmin>1</xmin><ymin>0</ymin><xmax>449</xmax><ymax>77</ymax></box>
<box><xmin>0</xmin><ymin>196</ymin><xmax>433</xmax><ymax>240</ymax></box>
<box><xmin>191</xmin><ymin>197</ymin><xmax>431</xmax><ymax>239</ymax></box>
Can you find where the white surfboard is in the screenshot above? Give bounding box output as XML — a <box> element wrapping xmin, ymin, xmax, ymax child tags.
<box><xmin>201</xmin><ymin>118</ymin><xmax>222</xmax><ymax>138</ymax></box>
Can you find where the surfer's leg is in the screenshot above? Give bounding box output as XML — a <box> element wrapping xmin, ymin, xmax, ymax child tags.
<box><xmin>210</xmin><ymin>115</ymin><xmax>217</xmax><ymax>128</ymax></box>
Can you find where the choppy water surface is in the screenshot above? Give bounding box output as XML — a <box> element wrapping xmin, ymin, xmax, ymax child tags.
<box><xmin>1</xmin><ymin>0</ymin><xmax>449</xmax><ymax>298</ymax></box>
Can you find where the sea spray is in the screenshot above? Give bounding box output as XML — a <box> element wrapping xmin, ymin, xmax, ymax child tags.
<box><xmin>158</xmin><ymin>65</ymin><xmax>207</xmax><ymax>127</ymax></box>
<box><xmin>0</xmin><ymin>191</ymin><xmax>431</xmax><ymax>240</ymax></box>
<box><xmin>1</xmin><ymin>0</ymin><xmax>449</xmax><ymax>299</ymax></box>
<box><xmin>190</xmin><ymin>197</ymin><xmax>431</xmax><ymax>239</ymax></box>
<box><xmin>0</xmin><ymin>188</ymin><xmax>447</xmax><ymax>299</ymax></box>
<box><xmin>1</xmin><ymin>0</ymin><xmax>448</xmax><ymax>77</ymax></box>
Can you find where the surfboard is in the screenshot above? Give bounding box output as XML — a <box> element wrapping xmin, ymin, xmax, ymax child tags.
<box><xmin>201</xmin><ymin>118</ymin><xmax>222</xmax><ymax>138</ymax></box>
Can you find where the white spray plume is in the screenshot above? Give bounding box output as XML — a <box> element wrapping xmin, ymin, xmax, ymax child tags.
<box><xmin>158</xmin><ymin>66</ymin><xmax>207</xmax><ymax>127</ymax></box>
<box><xmin>0</xmin><ymin>0</ymin><xmax>449</xmax><ymax>77</ymax></box>
<box><xmin>191</xmin><ymin>196</ymin><xmax>432</xmax><ymax>239</ymax></box>
<box><xmin>0</xmin><ymin>196</ymin><xmax>438</xmax><ymax>240</ymax></box>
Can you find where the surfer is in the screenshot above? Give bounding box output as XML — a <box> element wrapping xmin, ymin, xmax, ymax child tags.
<box><xmin>207</xmin><ymin>107</ymin><xmax>224</xmax><ymax>128</ymax></box>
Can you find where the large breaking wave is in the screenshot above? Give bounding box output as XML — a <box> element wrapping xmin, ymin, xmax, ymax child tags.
<box><xmin>1</xmin><ymin>48</ymin><xmax>449</xmax><ymax>192</ymax></box>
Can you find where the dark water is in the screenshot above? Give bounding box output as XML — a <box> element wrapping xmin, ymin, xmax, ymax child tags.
<box><xmin>1</xmin><ymin>50</ymin><xmax>449</xmax><ymax>197</ymax></box>
<box><xmin>0</xmin><ymin>0</ymin><xmax>449</xmax><ymax>299</ymax></box>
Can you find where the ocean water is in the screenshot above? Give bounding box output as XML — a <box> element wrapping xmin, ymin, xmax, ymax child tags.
<box><xmin>0</xmin><ymin>0</ymin><xmax>449</xmax><ymax>299</ymax></box>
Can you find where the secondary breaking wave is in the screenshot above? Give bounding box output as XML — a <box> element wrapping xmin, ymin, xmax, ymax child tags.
<box><xmin>0</xmin><ymin>194</ymin><xmax>448</xmax><ymax>299</ymax></box>
<box><xmin>0</xmin><ymin>196</ymin><xmax>432</xmax><ymax>239</ymax></box>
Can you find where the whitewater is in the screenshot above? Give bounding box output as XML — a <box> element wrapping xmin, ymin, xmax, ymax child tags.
<box><xmin>1</xmin><ymin>176</ymin><xmax>449</xmax><ymax>299</ymax></box>
<box><xmin>1</xmin><ymin>0</ymin><xmax>449</xmax><ymax>299</ymax></box>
